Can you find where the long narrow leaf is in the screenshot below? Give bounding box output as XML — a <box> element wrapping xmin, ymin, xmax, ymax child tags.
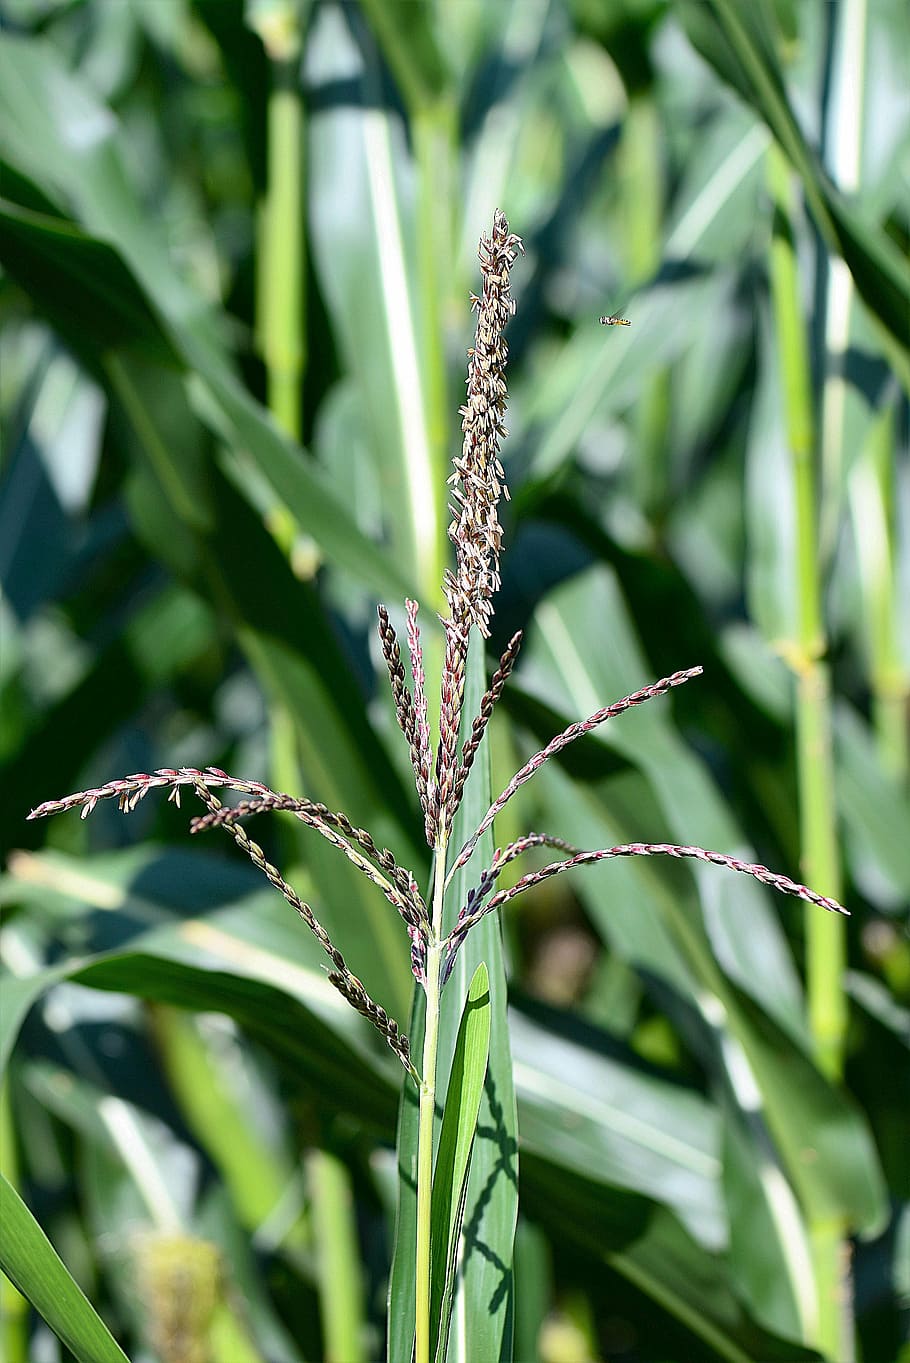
<box><xmin>0</xmin><ymin>1172</ymin><xmax>131</xmax><ymax>1363</ymax></box>
<box><xmin>430</xmin><ymin>961</ymin><xmax>491</xmax><ymax>1363</ymax></box>
<box><xmin>435</xmin><ymin>643</ymin><xmax>518</xmax><ymax>1363</ymax></box>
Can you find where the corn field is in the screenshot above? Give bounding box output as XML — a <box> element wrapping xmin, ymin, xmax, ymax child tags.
<box><xmin>1</xmin><ymin>2</ymin><xmax>907</xmax><ymax>1362</ymax></box>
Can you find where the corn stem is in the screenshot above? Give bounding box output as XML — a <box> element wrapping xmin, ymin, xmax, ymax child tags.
<box><xmin>415</xmin><ymin>840</ymin><xmax>448</xmax><ymax>1363</ymax></box>
<box><xmin>768</xmin><ymin>144</ymin><xmax>849</xmax><ymax>1362</ymax></box>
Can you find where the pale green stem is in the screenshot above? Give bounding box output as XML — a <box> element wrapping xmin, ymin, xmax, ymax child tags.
<box><xmin>309</xmin><ymin>1149</ymin><xmax>367</xmax><ymax>1363</ymax></box>
<box><xmin>767</xmin><ymin>148</ymin><xmax>846</xmax><ymax>1074</ymax></box>
<box><xmin>620</xmin><ymin>94</ymin><xmax>668</xmax><ymax>518</ymax></box>
<box><xmin>851</xmin><ymin>406</ymin><xmax>908</xmax><ymax>782</ymax></box>
<box><xmin>264</xmin><ymin>70</ymin><xmax>305</xmax><ymax>443</ymax></box>
<box><xmin>768</xmin><ymin>145</ymin><xmax>849</xmax><ymax>1362</ymax></box>
<box><xmin>254</xmin><ymin>17</ymin><xmax>306</xmax><ymax>559</ymax></box>
<box><xmin>415</xmin><ymin>838</ymin><xmax>448</xmax><ymax>1363</ymax></box>
<box><xmin>798</xmin><ymin>671</ymin><xmax>846</xmax><ymax>1076</ymax></box>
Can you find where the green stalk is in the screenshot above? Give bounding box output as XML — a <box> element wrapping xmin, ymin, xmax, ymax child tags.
<box><xmin>252</xmin><ymin>2</ymin><xmax>305</xmax><ymax>557</ymax></box>
<box><xmin>767</xmin><ymin>147</ymin><xmax>846</xmax><ymax>1070</ymax></box>
<box><xmin>619</xmin><ymin>93</ymin><xmax>669</xmax><ymax>519</ymax></box>
<box><xmin>309</xmin><ymin>1150</ymin><xmax>367</xmax><ymax>1363</ymax></box>
<box><xmin>415</xmin><ymin>840</ymin><xmax>448</xmax><ymax>1363</ymax></box>
<box><xmin>263</xmin><ymin>68</ymin><xmax>305</xmax><ymax>441</ymax></box>
<box><xmin>852</xmin><ymin>401</ymin><xmax>908</xmax><ymax>782</ymax></box>
<box><xmin>767</xmin><ymin>145</ymin><xmax>849</xmax><ymax>1362</ymax></box>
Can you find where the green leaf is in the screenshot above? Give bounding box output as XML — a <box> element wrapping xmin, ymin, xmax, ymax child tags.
<box><xmin>834</xmin><ymin>703</ymin><xmax>910</xmax><ymax>905</ymax></box>
<box><xmin>0</xmin><ymin>195</ymin><xmax>411</xmax><ymax>604</ymax></box>
<box><xmin>148</xmin><ymin>1007</ymin><xmax>298</xmax><ymax>1234</ymax></box>
<box><xmin>729</xmin><ymin>985</ymin><xmax>887</xmax><ymax>1236</ymax></box>
<box><xmin>663</xmin><ymin>105</ymin><xmax>768</xmax><ymax>264</ymax></box>
<box><xmin>356</xmin><ymin>0</ymin><xmax>450</xmax><ymax>113</ymax></box>
<box><xmin>0</xmin><ymin>1171</ymin><xmax>131</xmax><ymax>1363</ymax></box>
<box><xmin>0</xmin><ymin>966</ymin><xmax>73</xmax><ymax>1074</ymax></box>
<box><xmin>678</xmin><ymin>0</ymin><xmax>910</xmax><ymax>383</ymax></box>
<box><xmin>521</xmin><ymin>568</ymin><xmax>887</xmax><ymax>1318</ymax></box>
<box><xmin>435</xmin><ymin>643</ymin><xmax>519</xmax><ymax>1363</ymax></box>
<box><xmin>430</xmin><ymin>961</ymin><xmax>491</xmax><ymax>1363</ymax></box>
<box><xmin>844</xmin><ymin>971</ymin><xmax>910</xmax><ymax>1047</ymax></box>
<box><xmin>521</xmin><ymin>1154</ymin><xmax>823</xmax><ymax>1363</ymax></box>
<box><xmin>305</xmin><ymin>5</ymin><xmax>445</xmax><ymax>599</ymax></box>
<box><xmin>0</xmin><ymin>195</ymin><xmax>171</xmax><ymax>360</ymax></box>
<box><xmin>92</xmin><ymin>953</ymin><xmax>400</xmax><ymax>1126</ymax></box>
<box><xmin>387</xmin><ymin>991</ymin><xmax>423</xmax><ymax>1363</ymax></box>
<box><xmin>5</xmin><ymin>589</ymin><xmax>212</xmax><ymax>843</ymax></box>
<box><xmin>721</xmin><ymin>1095</ymin><xmax>804</xmax><ymax>1340</ymax></box>
<box><xmin>1</xmin><ymin>850</ymin><xmax>403</xmax><ymax>1127</ymax></box>
<box><xmin>0</xmin><ymin>32</ymin><xmax>413</xmax><ymax>601</ymax></box>
<box><xmin>2</xmin><ymin>847</ymin><xmax>849</xmax><ymax>1359</ymax></box>
<box><xmin>537</xmin><ymin>748</ymin><xmax>888</xmax><ymax>1257</ymax></box>
<box><xmin>1</xmin><ymin>221</ymin><xmax>422</xmax><ymax>1004</ymax></box>
<box><xmin>524</xmin><ymin>270</ymin><xmax>731</xmax><ymax>480</ymax></box>
<box><xmin>525</xmin><ymin>567</ymin><xmax>807</xmax><ymax>1039</ymax></box>
<box><xmin>510</xmin><ymin>1002</ymin><xmax>724</xmax><ymax>1251</ymax></box>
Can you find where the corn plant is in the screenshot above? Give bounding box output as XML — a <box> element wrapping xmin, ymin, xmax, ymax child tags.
<box><xmin>21</xmin><ymin>210</ymin><xmax>850</xmax><ymax>1363</ymax></box>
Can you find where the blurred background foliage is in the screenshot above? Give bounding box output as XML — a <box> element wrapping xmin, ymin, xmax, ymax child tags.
<box><xmin>0</xmin><ymin>0</ymin><xmax>908</xmax><ymax>1360</ymax></box>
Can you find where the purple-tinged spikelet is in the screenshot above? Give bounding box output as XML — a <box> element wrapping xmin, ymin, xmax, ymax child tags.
<box><xmin>443</xmin><ymin>209</ymin><xmax>523</xmax><ymax>640</ymax></box>
<box><xmin>406</xmin><ymin>599</ymin><xmax>436</xmax><ymax>845</ymax></box>
<box><xmin>448</xmin><ymin>667</ymin><xmax>704</xmax><ymax>881</ymax></box>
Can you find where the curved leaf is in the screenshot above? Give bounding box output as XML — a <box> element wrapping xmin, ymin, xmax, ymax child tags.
<box><xmin>0</xmin><ymin>32</ymin><xmax>413</xmax><ymax>600</ymax></box>
<box><xmin>679</xmin><ymin>0</ymin><xmax>910</xmax><ymax>382</ymax></box>
<box><xmin>430</xmin><ymin>961</ymin><xmax>491</xmax><ymax>1363</ymax></box>
<box><xmin>0</xmin><ymin>1172</ymin><xmax>131</xmax><ymax>1363</ymax></box>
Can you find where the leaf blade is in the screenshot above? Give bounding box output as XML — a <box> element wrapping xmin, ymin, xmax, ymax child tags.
<box><xmin>0</xmin><ymin>1171</ymin><xmax>132</xmax><ymax>1363</ymax></box>
<box><xmin>430</xmin><ymin>961</ymin><xmax>492</xmax><ymax>1363</ymax></box>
